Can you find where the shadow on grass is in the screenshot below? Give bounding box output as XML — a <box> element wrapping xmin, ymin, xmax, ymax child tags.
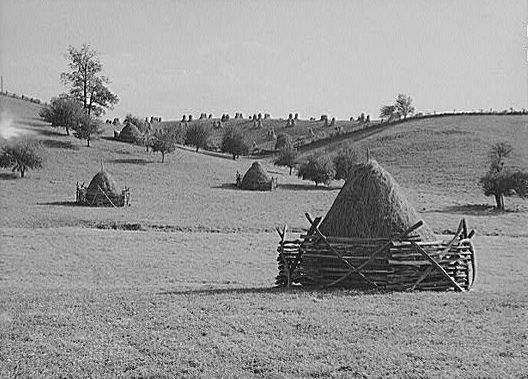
<box><xmin>0</xmin><ymin>173</ymin><xmax>19</xmax><ymax>180</ymax></box>
<box><xmin>37</xmin><ymin>200</ymin><xmax>81</xmax><ymax>207</ymax></box>
<box><xmin>278</xmin><ymin>183</ymin><xmax>342</xmax><ymax>191</ymax></box>
<box><xmin>41</xmin><ymin>139</ymin><xmax>79</xmax><ymax>150</ymax></box>
<box><xmin>158</xmin><ymin>286</ymin><xmax>381</xmax><ymax>297</ymax></box>
<box><xmin>212</xmin><ymin>183</ymin><xmax>240</xmax><ymax>190</ymax></box>
<box><xmin>109</xmin><ymin>158</ymin><xmax>154</xmax><ymax>165</ymax></box>
<box><xmin>32</xmin><ymin>127</ymin><xmax>66</xmax><ymax>136</ymax></box>
<box><xmin>425</xmin><ymin>203</ymin><xmax>521</xmax><ymax>216</ymax></box>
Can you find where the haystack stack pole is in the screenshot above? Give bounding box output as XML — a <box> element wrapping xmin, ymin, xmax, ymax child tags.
<box><xmin>97</xmin><ymin>185</ymin><xmax>117</xmax><ymax>208</ymax></box>
<box><xmin>409</xmin><ymin>219</ymin><xmax>465</xmax><ymax>291</ymax></box>
<box><xmin>410</xmin><ymin>241</ymin><xmax>465</xmax><ymax>292</ymax></box>
<box><xmin>324</xmin><ymin>220</ymin><xmax>424</xmax><ymax>288</ymax></box>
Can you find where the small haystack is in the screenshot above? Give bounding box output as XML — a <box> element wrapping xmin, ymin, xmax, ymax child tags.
<box><xmin>77</xmin><ymin>167</ymin><xmax>130</xmax><ymax>207</ymax></box>
<box><xmin>119</xmin><ymin>123</ymin><xmax>141</xmax><ymax>143</ymax></box>
<box><xmin>319</xmin><ymin>160</ymin><xmax>436</xmax><ymax>241</ymax></box>
<box><xmin>240</xmin><ymin>161</ymin><xmax>277</xmax><ymax>191</ymax></box>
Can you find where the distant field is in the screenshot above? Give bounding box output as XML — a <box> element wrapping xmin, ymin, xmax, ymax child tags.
<box><xmin>1</xmin><ymin>96</ymin><xmax>527</xmax><ymax>377</ymax></box>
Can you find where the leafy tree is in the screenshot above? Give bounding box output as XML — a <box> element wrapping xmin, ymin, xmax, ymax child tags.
<box><xmin>333</xmin><ymin>147</ymin><xmax>359</xmax><ymax>180</ymax></box>
<box><xmin>0</xmin><ymin>140</ymin><xmax>44</xmax><ymax>177</ymax></box>
<box><xmin>39</xmin><ymin>96</ymin><xmax>85</xmax><ymax>136</ymax></box>
<box><xmin>72</xmin><ymin>113</ymin><xmax>103</xmax><ymax>147</ymax></box>
<box><xmin>297</xmin><ymin>154</ymin><xmax>335</xmax><ymax>186</ymax></box>
<box><xmin>60</xmin><ymin>44</ymin><xmax>118</xmax><ymax>116</ymax></box>
<box><xmin>395</xmin><ymin>93</ymin><xmax>415</xmax><ymax>119</ymax></box>
<box><xmin>479</xmin><ymin>142</ymin><xmax>528</xmax><ymax>209</ymax></box>
<box><xmin>274</xmin><ymin>143</ymin><xmax>298</xmax><ymax>175</ymax></box>
<box><xmin>379</xmin><ymin>104</ymin><xmax>396</xmax><ymax>120</ymax></box>
<box><xmin>275</xmin><ymin>133</ymin><xmax>292</xmax><ymax>150</ymax></box>
<box><xmin>150</xmin><ymin>128</ymin><xmax>181</xmax><ymax>163</ymax></box>
<box><xmin>221</xmin><ymin>126</ymin><xmax>250</xmax><ymax>159</ymax></box>
<box><xmin>124</xmin><ymin>113</ymin><xmax>149</xmax><ymax>133</ymax></box>
<box><xmin>185</xmin><ymin>123</ymin><xmax>210</xmax><ymax>152</ymax></box>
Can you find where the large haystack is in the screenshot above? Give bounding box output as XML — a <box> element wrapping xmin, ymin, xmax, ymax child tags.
<box><xmin>86</xmin><ymin>170</ymin><xmax>119</xmax><ymax>198</ymax></box>
<box><xmin>318</xmin><ymin>160</ymin><xmax>436</xmax><ymax>241</ymax></box>
<box><xmin>119</xmin><ymin>123</ymin><xmax>141</xmax><ymax>143</ymax></box>
<box><xmin>241</xmin><ymin>161</ymin><xmax>273</xmax><ymax>190</ymax></box>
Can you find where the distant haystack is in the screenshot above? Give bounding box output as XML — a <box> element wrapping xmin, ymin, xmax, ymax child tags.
<box><xmin>119</xmin><ymin>123</ymin><xmax>141</xmax><ymax>143</ymax></box>
<box><xmin>240</xmin><ymin>161</ymin><xmax>277</xmax><ymax>191</ymax></box>
<box><xmin>319</xmin><ymin>160</ymin><xmax>436</xmax><ymax>241</ymax></box>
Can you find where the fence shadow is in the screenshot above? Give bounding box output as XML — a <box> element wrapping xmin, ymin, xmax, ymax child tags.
<box><xmin>37</xmin><ymin>200</ymin><xmax>80</xmax><ymax>207</ymax></box>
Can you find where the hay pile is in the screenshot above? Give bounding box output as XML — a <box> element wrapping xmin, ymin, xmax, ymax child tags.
<box><xmin>241</xmin><ymin>161</ymin><xmax>272</xmax><ymax>190</ymax></box>
<box><xmin>319</xmin><ymin>160</ymin><xmax>436</xmax><ymax>241</ymax></box>
<box><xmin>86</xmin><ymin>169</ymin><xmax>119</xmax><ymax>198</ymax></box>
<box><xmin>119</xmin><ymin>123</ymin><xmax>141</xmax><ymax>143</ymax></box>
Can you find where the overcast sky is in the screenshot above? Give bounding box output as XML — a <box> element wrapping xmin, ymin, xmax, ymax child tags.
<box><xmin>1</xmin><ymin>0</ymin><xmax>526</xmax><ymax>120</ymax></box>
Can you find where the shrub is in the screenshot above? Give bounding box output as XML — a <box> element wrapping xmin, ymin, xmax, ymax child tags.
<box><xmin>333</xmin><ymin>147</ymin><xmax>359</xmax><ymax>180</ymax></box>
<box><xmin>39</xmin><ymin>96</ymin><xmax>84</xmax><ymax>136</ymax></box>
<box><xmin>0</xmin><ymin>139</ymin><xmax>44</xmax><ymax>177</ymax></box>
<box><xmin>185</xmin><ymin>123</ymin><xmax>210</xmax><ymax>152</ymax></box>
<box><xmin>221</xmin><ymin>126</ymin><xmax>250</xmax><ymax>160</ymax></box>
<box><xmin>297</xmin><ymin>154</ymin><xmax>335</xmax><ymax>186</ymax></box>
<box><xmin>274</xmin><ymin>143</ymin><xmax>298</xmax><ymax>175</ymax></box>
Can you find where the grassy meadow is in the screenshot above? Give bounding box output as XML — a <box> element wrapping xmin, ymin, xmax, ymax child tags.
<box><xmin>1</xmin><ymin>94</ymin><xmax>527</xmax><ymax>377</ymax></box>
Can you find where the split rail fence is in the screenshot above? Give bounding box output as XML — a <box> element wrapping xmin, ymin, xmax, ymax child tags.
<box><xmin>276</xmin><ymin>213</ymin><xmax>476</xmax><ymax>292</ymax></box>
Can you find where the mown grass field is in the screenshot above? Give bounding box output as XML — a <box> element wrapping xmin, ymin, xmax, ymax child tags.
<box><xmin>1</xmin><ymin>94</ymin><xmax>527</xmax><ymax>377</ymax></box>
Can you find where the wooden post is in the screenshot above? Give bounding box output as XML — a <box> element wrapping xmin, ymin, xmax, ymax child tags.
<box><xmin>276</xmin><ymin>225</ymin><xmax>290</xmax><ymax>288</ymax></box>
<box><xmin>97</xmin><ymin>185</ymin><xmax>117</xmax><ymax>208</ymax></box>
<box><xmin>410</xmin><ymin>241</ymin><xmax>465</xmax><ymax>292</ymax></box>
<box><xmin>409</xmin><ymin>219</ymin><xmax>465</xmax><ymax>291</ymax></box>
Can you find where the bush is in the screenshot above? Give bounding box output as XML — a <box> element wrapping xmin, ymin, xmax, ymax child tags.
<box><xmin>221</xmin><ymin>126</ymin><xmax>250</xmax><ymax>159</ymax></box>
<box><xmin>297</xmin><ymin>154</ymin><xmax>335</xmax><ymax>186</ymax></box>
<box><xmin>333</xmin><ymin>147</ymin><xmax>359</xmax><ymax>181</ymax></box>
<box><xmin>0</xmin><ymin>139</ymin><xmax>44</xmax><ymax>177</ymax></box>
<box><xmin>39</xmin><ymin>96</ymin><xmax>84</xmax><ymax>136</ymax></box>
<box><xmin>274</xmin><ymin>143</ymin><xmax>298</xmax><ymax>175</ymax></box>
<box><xmin>185</xmin><ymin>123</ymin><xmax>210</xmax><ymax>152</ymax></box>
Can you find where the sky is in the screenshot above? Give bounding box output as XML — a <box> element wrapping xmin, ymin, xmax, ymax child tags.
<box><xmin>0</xmin><ymin>0</ymin><xmax>526</xmax><ymax>121</ymax></box>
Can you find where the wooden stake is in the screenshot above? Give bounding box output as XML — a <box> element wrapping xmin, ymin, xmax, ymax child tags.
<box><xmin>410</xmin><ymin>241</ymin><xmax>465</xmax><ymax>292</ymax></box>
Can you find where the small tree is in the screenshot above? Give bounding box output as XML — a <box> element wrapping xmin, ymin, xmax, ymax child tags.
<box><xmin>72</xmin><ymin>114</ymin><xmax>103</xmax><ymax>147</ymax></box>
<box><xmin>150</xmin><ymin>128</ymin><xmax>181</xmax><ymax>163</ymax></box>
<box><xmin>221</xmin><ymin>126</ymin><xmax>250</xmax><ymax>159</ymax></box>
<box><xmin>379</xmin><ymin>104</ymin><xmax>396</xmax><ymax>121</ymax></box>
<box><xmin>0</xmin><ymin>140</ymin><xmax>44</xmax><ymax>177</ymax></box>
<box><xmin>395</xmin><ymin>93</ymin><xmax>415</xmax><ymax>119</ymax></box>
<box><xmin>297</xmin><ymin>154</ymin><xmax>335</xmax><ymax>186</ymax></box>
<box><xmin>184</xmin><ymin>123</ymin><xmax>210</xmax><ymax>152</ymax></box>
<box><xmin>333</xmin><ymin>147</ymin><xmax>359</xmax><ymax>180</ymax></box>
<box><xmin>39</xmin><ymin>96</ymin><xmax>84</xmax><ymax>136</ymax></box>
<box><xmin>274</xmin><ymin>143</ymin><xmax>298</xmax><ymax>175</ymax></box>
<box><xmin>275</xmin><ymin>133</ymin><xmax>292</xmax><ymax>150</ymax></box>
<box><xmin>479</xmin><ymin>142</ymin><xmax>528</xmax><ymax>209</ymax></box>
